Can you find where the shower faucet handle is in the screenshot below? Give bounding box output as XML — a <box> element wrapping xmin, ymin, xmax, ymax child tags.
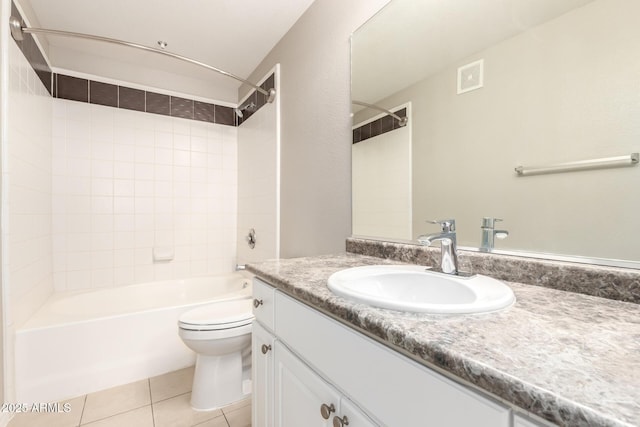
<box><xmin>246</xmin><ymin>228</ymin><xmax>256</xmax><ymax>249</ymax></box>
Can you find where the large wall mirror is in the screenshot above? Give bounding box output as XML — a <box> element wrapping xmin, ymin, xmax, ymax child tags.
<box><xmin>351</xmin><ymin>0</ymin><xmax>640</xmax><ymax>268</ymax></box>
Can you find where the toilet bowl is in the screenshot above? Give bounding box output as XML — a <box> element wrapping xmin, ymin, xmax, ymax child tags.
<box><xmin>178</xmin><ymin>298</ymin><xmax>254</xmax><ymax>411</ymax></box>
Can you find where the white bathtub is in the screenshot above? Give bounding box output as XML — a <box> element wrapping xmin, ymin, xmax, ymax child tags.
<box><xmin>15</xmin><ymin>272</ymin><xmax>253</xmax><ymax>403</ymax></box>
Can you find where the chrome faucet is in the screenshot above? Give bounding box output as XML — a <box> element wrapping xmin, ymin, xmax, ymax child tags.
<box><xmin>417</xmin><ymin>219</ymin><xmax>459</xmax><ymax>275</ymax></box>
<box><xmin>480</xmin><ymin>217</ymin><xmax>509</xmax><ymax>252</ymax></box>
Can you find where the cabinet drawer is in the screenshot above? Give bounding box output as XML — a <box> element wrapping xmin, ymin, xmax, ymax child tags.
<box><xmin>275</xmin><ymin>292</ymin><xmax>511</xmax><ymax>427</ymax></box>
<box><xmin>253</xmin><ymin>278</ymin><xmax>276</xmax><ymax>331</ymax></box>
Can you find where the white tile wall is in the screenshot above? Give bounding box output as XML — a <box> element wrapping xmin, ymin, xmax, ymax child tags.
<box><xmin>52</xmin><ymin>99</ymin><xmax>238</xmax><ymax>291</ymax></box>
<box><xmin>4</xmin><ymin>41</ymin><xmax>54</xmax><ymax>328</ymax></box>
<box><xmin>352</xmin><ymin>110</ymin><xmax>412</xmax><ymax>241</ymax></box>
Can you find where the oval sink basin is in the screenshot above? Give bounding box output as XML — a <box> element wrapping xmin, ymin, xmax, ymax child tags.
<box><xmin>327</xmin><ymin>265</ymin><xmax>515</xmax><ymax>314</ymax></box>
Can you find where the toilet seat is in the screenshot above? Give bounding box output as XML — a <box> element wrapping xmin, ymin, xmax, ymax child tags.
<box><xmin>179</xmin><ymin>298</ymin><xmax>254</xmax><ymax>331</ymax></box>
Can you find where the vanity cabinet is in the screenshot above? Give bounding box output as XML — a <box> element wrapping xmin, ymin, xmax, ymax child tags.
<box><xmin>274</xmin><ymin>341</ymin><xmax>377</xmax><ymax>426</ymax></box>
<box><xmin>514</xmin><ymin>414</ymin><xmax>549</xmax><ymax>427</ymax></box>
<box><xmin>252</xmin><ymin>321</ymin><xmax>275</xmax><ymax>427</ymax></box>
<box><xmin>252</xmin><ymin>280</ymin><xmax>276</xmax><ymax>427</ymax></box>
<box><xmin>252</xmin><ymin>278</ymin><xmax>276</xmax><ymax>331</ymax></box>
<box><xmin>253</xmin><ymin>277</ymin><xmax>513</xmax><ymax>427</ymax></box>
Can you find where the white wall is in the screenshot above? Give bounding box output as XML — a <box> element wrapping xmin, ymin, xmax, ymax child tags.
<box><xmin>237</xmin><ymin>68</ymin><xmax>280</xmax><ymax>265</ymax></box>
<box><xmin>2</xmin><ymin>37</ymin><xmax>53</xmax><ymax>406</ymax></box>
<box><xmin>51</xmin><ymin>99</ymin><xmax>238</xmax><ymax>291</ymax></box>
<box><xmin>242</xmin><ymin>0</ymin><xmax>390</xmax><ymax>258</ymax></box>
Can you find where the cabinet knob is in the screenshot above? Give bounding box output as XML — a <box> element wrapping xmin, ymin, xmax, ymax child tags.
<box><xmin>333</xmin><ymin>415</ymin><xmax>350</xmax><ymax>427</ymax></box>
<box><xmin>253</xmin><ymin>298</ymin><xmax>263</xmax><ymax>308</ymax></box>
<box><xmin>261</xmin><ymin>344</ymin><xmax>272</xmax><ymax>354</ymax></box>
<box><xmin>320</xmin><ymin>403</ymin><xmax>335</xmax><ymax>420</ymax></box>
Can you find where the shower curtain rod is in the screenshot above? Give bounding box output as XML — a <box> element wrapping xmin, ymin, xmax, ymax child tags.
<box><xmin>352</xmin><ymin>100</ymin><xmax>408</xmax><ymax>127</ymax></box>
<box><xmin>9</xmin><ymin>16</ymin><xmax>276</xmax><ymax>103</ymax></box>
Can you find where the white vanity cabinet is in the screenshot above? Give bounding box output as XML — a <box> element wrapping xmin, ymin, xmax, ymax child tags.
<box><xmin>252</xmin><ymin>278</ymin><xmax>276</xmax><ymax>331</ymax></box>
<box><xmin>252</xmin><ymin>280</ymin><xmax>276</xmax><ymax>427</ymax></box>
<box><xmin>274</xmin><ymin>341</ymin><xmax>377</xmax><ymax>426</ymax></box>
<box><xmin>252</xmin><ymin>321</ymin><xmax>275</xmax><ymax>427</ymax></box>
<box><xmin>253</xmin><ymin>277</ymin><xmax>513</xmax><ymax>427</ymax></box>
<box><xmin>514</xmin><ymin>414</ymin><xmax>550</xmax><ymax>427</ymax></box>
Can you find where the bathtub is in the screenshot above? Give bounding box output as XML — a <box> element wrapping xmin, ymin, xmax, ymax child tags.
<box><xmin>15</xmin><ymin>272</ymin><xmax>253</xmax><ymax>403</ymax></box>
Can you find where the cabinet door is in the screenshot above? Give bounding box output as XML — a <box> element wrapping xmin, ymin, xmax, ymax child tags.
<box><xmin>253</xmin><ymin>322</ymin><xmax>275</xmax><ymax>427</ymax></box>
<box><xmin>274</xmin><ymin>342</ymin><xmax>340</xmax><ymax>427</ymax></box>
<box><xmin>335</xmin><ymin>397</ymin><xmax>379</xmax><ymax>427</ymax></box>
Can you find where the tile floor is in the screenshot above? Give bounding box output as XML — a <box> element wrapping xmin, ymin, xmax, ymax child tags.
<box><xmin>8</xmin><ymin>366</ymin><xmax>251</xmax><ymax>427</ymax></box>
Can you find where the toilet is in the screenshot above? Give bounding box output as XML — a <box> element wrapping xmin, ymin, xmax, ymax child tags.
<box><xmin>178</xmin><ymin>298</ymin><xmax>254</xmax><ymax>411</ymax></box>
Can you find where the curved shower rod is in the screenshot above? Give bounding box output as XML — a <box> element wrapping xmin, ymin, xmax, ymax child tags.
<box><xmin>9</xmin><ymin>16</ymin><xmax>276</xmax><ymax>103</ymax></box>
<box><xmin>352</xmin><ymin>100</ymin><xmax>408</xmax><ymax>127</ymax></box>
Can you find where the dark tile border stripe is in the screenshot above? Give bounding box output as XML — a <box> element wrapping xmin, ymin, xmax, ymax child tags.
<box><xmin>11</xmin><ymin>2</ymin><xmax>52</xmax><ymax>94</ymax></box>
<box><xmin>236</xmin><ymin>73</ymin><xmax>275</xmax><ymax>126</ymax></box>
<box><xmin>90</xmin><ymin>80</ymin><xmax>118</xmax><ymax>107</ymax></box>
<box><xmin>56</xmin><ymin>74</ymin><xmax>88</xmax><ymax>102</ymax></box>
<box><xmin>52</xmin><ymin>72</ymin><xmax>236</xmax><ymax>126</ymax></box>
<box><xmin>353</xmin><ymin>107</ymin><xmax>408</xmax><ymax>144</ymax></box>
<box><xmin>118</xmin><ymin>86</ymin><xmax>145</xmax><ymax>112</ymax></box>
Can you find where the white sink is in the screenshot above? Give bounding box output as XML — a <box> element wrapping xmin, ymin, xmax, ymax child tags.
<box><xmin>327</xmin><ymin>265</ymin><xmax>515</xmax><ymax>314</ymax></box>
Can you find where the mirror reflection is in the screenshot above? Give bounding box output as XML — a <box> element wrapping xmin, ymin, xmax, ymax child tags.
<box><xmin>351</xmin><ymin>0</ymin><xmax>640</xmax><ymax>266</ymax></box>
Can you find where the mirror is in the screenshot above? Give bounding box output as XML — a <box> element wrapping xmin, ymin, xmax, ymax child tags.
<box><xmin>351</xmin><ymin>0</ymin><xmax>640</xmax><ymax>267</ymax></box>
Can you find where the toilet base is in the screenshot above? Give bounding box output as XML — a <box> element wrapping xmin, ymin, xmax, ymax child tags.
<box><xmin>190</xmin><ymin>352</ymin><xmax>250</xmax><ymax>411</ymax></box>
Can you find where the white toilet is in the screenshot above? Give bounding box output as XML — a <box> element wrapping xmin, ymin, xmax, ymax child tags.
<box><xmin>178</xmin><ymin>298</ymin><xmax>254</xmax><ymax>411</ymax></box>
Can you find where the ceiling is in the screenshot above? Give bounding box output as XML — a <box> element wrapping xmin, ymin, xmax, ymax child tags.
<box><xmin>16</xmin><ymin>0</ymin><xmax>316</xmax><ymax>102</ymax></box>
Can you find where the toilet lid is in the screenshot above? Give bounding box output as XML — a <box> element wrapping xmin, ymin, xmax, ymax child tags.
<box><xmin>179</xmin><ymin>298</ymin><xmax>254</xmax><ymax>330</ymax></box>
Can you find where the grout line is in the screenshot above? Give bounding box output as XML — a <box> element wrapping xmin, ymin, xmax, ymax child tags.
<box><xmin>221</xmin><ymin>411</ymin><xmax>231</xmax><ymax>427</ymax></box>
<box><xmin>78</xmin><ymin>395</ymin><xmax>87</xmax><ymax>426</ymax></box>
<box><xmin>80</xmin><ymin>405</ymin><xmax>151</xmax><ymax>426</ymax></box>
<box><xmin>153</xmin><ymin>390</ymin><xmax>191</xmax><ymax>404</ymax></box>
<box><xmin>148</xmin><ymin>379</ymin><xmax>156</xmax><ymax>427</ymax></box>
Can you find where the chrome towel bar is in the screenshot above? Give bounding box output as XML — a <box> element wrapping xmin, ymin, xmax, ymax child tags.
<box><xmin>515</xmin><ymin>153</ymin><xmax>638</xmax><ymax>176</ymax></box>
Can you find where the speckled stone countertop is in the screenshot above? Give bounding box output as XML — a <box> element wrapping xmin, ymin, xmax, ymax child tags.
<box><xmin>246</xmin><ymin>253</ymin><xmax>640</xmax><ymax>427</ymax></box>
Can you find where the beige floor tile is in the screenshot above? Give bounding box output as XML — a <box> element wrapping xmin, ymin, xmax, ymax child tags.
<box><xmin>193</xmin><ymin>415</ymin><xmax>230</xmax><ymax>427</ymax></box>
<box><xmin>153</xmin><ymin>392</ymin><xmax>223</xmax><ymax>427</ymax></box>
<box><xmin>221</xmin><ymin>397</ymin><xmax>251</xmax><ymax>414</ymax></box>
<box><xmin>80</xmin><ymin>406</ymin><xmax>153</xmax><ymax>427</ymax></box>
<box><xmin>150</xmin><ymin>365</ymin><xmax>194</xmax><ymax>403</ymax></box>
<box><xmin>80</xmin><ymin>379</ymin><xmax>150</xmax><ymax>424</ymax></box>
<box><xmin>224</xmin><ymin>404</ymin><xmax>251</xmax><ymax>427</ymax></box>
<box><xmin>7</xmin><ymin>396</ymin><xmax>85</xmax><ymax>427</ymax></box>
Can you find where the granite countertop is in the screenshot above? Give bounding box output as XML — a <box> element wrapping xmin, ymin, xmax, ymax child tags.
<box><xmin>246</xmin><ymin>253</ymin><xmax>640</xmax><ymax>427</ymax></box>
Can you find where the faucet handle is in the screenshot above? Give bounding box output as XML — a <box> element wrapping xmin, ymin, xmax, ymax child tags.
<box><xmin>481</xmin><ymin>217</ymin><xmax>502</xmax><ymax>228</ymax></box>
<box><xmin>428</xmin><ymin>219</ymin><xmax>456</xmax><ymax>232</ymax></box>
